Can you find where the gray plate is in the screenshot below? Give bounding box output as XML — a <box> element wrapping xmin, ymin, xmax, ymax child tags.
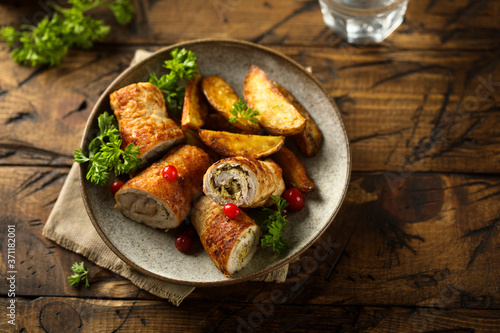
<box><xmin>80</xmin><ymin>39</ymin><xmax>351</xmax><ymax>286</ymax></box>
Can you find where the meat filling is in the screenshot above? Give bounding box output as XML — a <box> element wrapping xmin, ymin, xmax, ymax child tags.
<box><xmin>228</xmin><ymin>225</ymin><xmax>261</xmax><ymax>274</ymax></box>
<box><xmin>210</xmin><ymin>165</ymin><xmax>250</xmax><ymax>201</ymax></box>
<box><xmin>116</xmin><ymin>190</ymin><xmax>172</xmax><ymax>229</ymax></box>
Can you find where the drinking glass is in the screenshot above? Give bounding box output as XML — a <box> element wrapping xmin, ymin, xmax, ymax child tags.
<box><xmin>318</xmin><ymin>0</ymin><xmax>410</xmax><ymax>43</ymax></box>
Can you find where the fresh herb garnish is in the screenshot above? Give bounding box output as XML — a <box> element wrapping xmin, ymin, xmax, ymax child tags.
<box><xmin>0</xmin><ymin>0</ymin><xmax>134</xmax><ymax>67</ymax></box>
<box><xmin>149</xmin><ymin>48</ymin><xmax>199</xmax><ymax>113</ymax></box>
<box><xmin>74</xmin><ymin>111</ymin><xmax>141</xmax><ymax>186</ymax></box>
<box><xmin>259</xmin><ymin>195</ymin><xmax>289</xmax><ymax>254</ymax></box>
<box><xmin>108</xmin><ymin>0</ymin><xmax>135</xmax><ymax>25</ymax></box>
<box><xmin>229</xmin><ymin>99</ymin><xmax>260</xmax><ymax>124</ymax></box>
<box><xmin>68</xmin><ymin>262</ymin><xmax>90</xmax><ymax>287</ymax></box>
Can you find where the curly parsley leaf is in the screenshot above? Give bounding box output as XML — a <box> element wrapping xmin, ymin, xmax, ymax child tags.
<box><xmin>259</xmin><ymin>195</ymin><xmax>289</xmax><ymax>254</ymax></box>
<box><xmin>108</xmin><ymin>0</ymin><xmax>135</xmax><ymax>25</ymax></box>
<box><xmin>149</xmin><ymin>48</ymin><xmax>198</xmax><ymax>113</ymax></box>
<box><xmin>0</xmin><ymin>0</ymin><xmax>134</xmax><ymax>67</ymax></box>
<box><xmin>228</xmin><ymin>99</ymin><xmax>260</xmax><ymax>124</ymax></box>
<box><xmin>68</xmin><ymin>261</ymin><xmax>90</xmax><ymax>287</ymax></box>
<box><xmin>74</xmin><ymin>111</ymin><xmax>141</xmax><ymax>186</ymax></box>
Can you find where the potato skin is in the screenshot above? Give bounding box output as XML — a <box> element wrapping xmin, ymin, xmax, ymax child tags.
<box><xmin>272</xmin><ymin>81</ymin><xmax>323</xmax><ymax>157</ymax></box>
<box><xmin>110</xmin><ymin>82</ymin><xmax>184</xmax><ymax>156</ymax></box>
<box><xmin>203</xmin><ymin>112</ymin><xmax>246</xmax><ymax>133</ymax></box>
<box><xmin>243</xmin><ymin>65</ymin><xmax>306</xmax><ymax>136</ymax></box>
<box><xmin>183</xmin><ymin>128</ymin><xmax>220</xmax><ymax>161</ymax></box>
<box><xmin>198</xmin><ymin>129</ymin><xmax>284</xmax><ymax>159</ymax></box>
<box><xmin>202</xmin><ymin>75</ymin><xmax>260</xmax><ymax>133</ymax></box>
<box><xmin>182</xmin><ymin>74</ymin><xmax>208</xmax><ymax>131</ymax></box>
<box><xmin>271</xmin><ymin>146</ymin><xmax>316</xmax><ymax>192</ymax></box>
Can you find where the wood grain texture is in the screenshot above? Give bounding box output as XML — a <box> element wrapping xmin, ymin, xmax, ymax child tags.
<box><xmin>1</xmin><ymin>0</ymin><xmax>500</xmax><ymax>331</ymax></box>
<box><xmin>1</xmin><ymin>0</ymin><xmax>499</xmax><ymax>51</ymax></box>
<box><xmin>0</xmin><ymin>44</ymin><xmax>134</xmax><ymax>167</ymax></box>
<box><xmin>2</xmin><ymin>297</ymin><xmax>499</xmax><ymax>333</ymax></box>
<box><xmin>1</xmin><ymin>166</ymin><xmax>499</xmax><ymax>310</ymax></box>
<box><xmin>1</xmin><ymin>44</ymin><xmax>499</xmax><ymax>172</ymax></box>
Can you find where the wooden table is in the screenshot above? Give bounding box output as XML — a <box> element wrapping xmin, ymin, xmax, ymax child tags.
<box><xmin>1</xmin><ymin>0</ymin><xmax>499</xmax><ymax>331</ymax></box>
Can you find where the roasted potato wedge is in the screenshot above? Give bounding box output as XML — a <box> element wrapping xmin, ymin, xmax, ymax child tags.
<box><xmin>198</xmin><ymin>129</ymin><xmax>285</xmax><ymax>158</ymax></box>
<box><xmin>243</xmin><ymin>65</ymin><xmax>306</xmax><ymax>136</ymax></box>
<box><xmin>272</xmin><ymin>81</ymin><xmax>323</xmax><ymax>157</ymax></box>
<box><xmin>182</xmin><ymin>74</ymin><xmax>208</xmax><ymax>131</ymax></box>
<box><xmin>202</xmin><ymin>75</ymin><xmax>260</xmax><ymax>133</ymax></box>
<box><xmin>271</xmin><ymin>146</ymin><xmax>315</xmax><ymax>192</ymax></box>
<box><xmin>183</xmin><ymin>128</ymin><xmax>220</xmax><ymax>161</ymax></box>
<box><xmin>204</xmin><ymin>112</ymin><xmax>248</xmax><ymax>133</ymax></box>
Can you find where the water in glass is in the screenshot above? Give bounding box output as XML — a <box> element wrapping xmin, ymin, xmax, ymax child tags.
<box><xmin>319</xmin><ymin>0</ymin><xmax>410</xmax><ymax>43</ymax></box>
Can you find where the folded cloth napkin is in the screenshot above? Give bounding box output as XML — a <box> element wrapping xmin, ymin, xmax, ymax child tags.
<box><xmin>42</xmin><ymin>49</ymin><xmax>288</xmax><ymax>306</ymax></box>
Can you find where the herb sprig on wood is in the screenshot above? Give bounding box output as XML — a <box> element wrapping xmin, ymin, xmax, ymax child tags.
<box><xmin>0</xmin><ymin>0</ymin><xmax>134</xmax><ymax>67</ymax></box>
<box><xmin>68</xmin><ymin>262</ymin><xmax>90</xmax><ymax>287</ymax></box>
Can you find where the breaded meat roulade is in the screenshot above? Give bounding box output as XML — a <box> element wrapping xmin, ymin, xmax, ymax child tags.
<box><xmin>203</xmin><ymin>156</ymin><xmax>285</xmax><ymax>208</ymax></box>
<box><xmin>191</xmin><ymin>196</ymin><xmax>262</xmax><ymax>277</ymax></box>
<box><xmin>114</xmin><ymin>145</ymin><xmax>212</xmax><ymax>230</ymax></box>
<box><xmin>110</xmin><ymin>82</ymin><xmax>185</xmax><ymax>165</ymax></box>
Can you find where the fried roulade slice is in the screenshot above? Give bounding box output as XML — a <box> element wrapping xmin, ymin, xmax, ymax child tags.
<box><xmin>203</xmin><ymin>156</ymin><xmax>285</xmax><ymax>208</ymax></box>
<box><xmin>191</xmin><ymin>196</ymin><xmax>262</xmax><ymax>277</ymax></box>
<box><xmin>110</xmin><ymin>82</ymin><xmax>185</xmax><ymax>165</ymax></box>
<box><xmin>114</xmin><ymin>145</ymin><xmax>212</xmax><ymax>230</ymax></box>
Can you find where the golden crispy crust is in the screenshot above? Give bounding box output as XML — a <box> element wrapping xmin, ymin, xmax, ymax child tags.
<box><xmin>203</xmin><ymin>113</ymin><xmax>246</xmax><ymax>133</ymax></box>
<box><xmin>271</xmin><ymin>146</ymin><xmax>316</xmax><ymax>192</ymax></box>
<box><xmin>197</xmin><ymin>129</ymin><xmax>285</xmax><ymax>159</ymax></box>
<box><xmin>110</xmin><ymin>82</ymin><xmax>185</xmax><ymax>156</ymax></box>
<box><xmin>181</xmin><ymin>74</ymin><xmax>208</xmax><ymax>131</ymax></box>
<box><xmin>202</xmin><ymin>75</ymin><xmax>260</xmax><ymax>133</ymax></box>
<box><xmin>243</xmin><ymin>65</ymin><xmax>306</xmax><ymax>136</ymax></box>
<box><xmin>191</xmin><ymin>196</ymin><xmax>260</xmax><ymax>277</ymax></box>
<box><xmin>116</xmin><ymin>145</ymin><xmax>212</xmax><ymax>226</ymax></box>
<box><xmin>272</xmin><ymin>81</ymin><xmax>323</xmax><ymax>157</ymax></box>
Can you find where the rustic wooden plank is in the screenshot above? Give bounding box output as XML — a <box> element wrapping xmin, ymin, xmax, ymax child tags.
<box><xmin>1</xmin><ymin>0</ymin><xmax>499</xmax><ymax>51</ymax></box>
<box><xmin>191</xmin><ymin>172</ymin><xmax>500</xmax><ymax>308</ymax></box>
<box><xmin>2</xmin><ymin>166</ymin><xmax>499</xmax><ymax>308</ymax></box>
<box><xmin>0</xmin><ymin>0</ymin><xmax>498</xmax><ymax>330</ymax></box>
<box><xmin>0</xmin><ymin>44</ymin><xmax>136</xmax><ymax>166</ymax></box>
<box><xmin>1</xmin><ymin>43</ymin><xmax>499</xmax><ymax>172</ymax></box>
<box><xmin>2</xmin><ymin>297</ymin><xmax>499</xmax><ymax>332</ymax></box>
<box><xmin>0</xmin><ymin>166</ymin><xmax>155</xmax><ymax>300</ymax></box>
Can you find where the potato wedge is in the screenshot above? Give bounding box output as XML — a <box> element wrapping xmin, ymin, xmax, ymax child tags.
<box><xmin>182</xmin><ymin>74</ymin><xmax>208</xmax><ymax>131</ymax></box>
<box><xmin>202</xmin><ymin>75</ymin><xmax>260</xmax><ymax>133</ymax></box>
<box><xmin>204</xmin><ymin>112</ymin><xmax>247</xmax><ymax>133</ymax></box>
<box><xmin>271</xmin><ymin>146</ymin><xmax>315</xmax><ymax>192</ymax></box>
<box><xmin>183</xmin><ymin>128</ymin><xmax>220</xmax><ymax>161</ymax></box>
<box><xmin>243</xmin><ymin>65</ymin><xmax>306</xmax><ymax>136</ymax></box>
<box><xmin>272</xmin><ymin>81</ymin><xmax>323</xmax><ymax>157</ymax></box>
<box><xmin>198</xmin><ymin>129</ymin><xmax>285</xmax><ymax>159</ymax></box>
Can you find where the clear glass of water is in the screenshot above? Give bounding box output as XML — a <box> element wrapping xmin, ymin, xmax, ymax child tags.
<box><xmin>318</xmin><ymin>0</ymin><xmax>410</xmax><ymax>43</ymax></box>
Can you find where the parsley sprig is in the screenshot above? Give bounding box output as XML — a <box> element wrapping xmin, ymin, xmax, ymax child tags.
<box><xmin>149</xmin><ymin>48</ymin><xmax>199</xmax><ymax>113</ymax></box>
<box><xmin>259</xmin><ymin>195</ymin><xmax>289</xmax><ymax>254</ymax></box>
<box><xmin>229</xmin><ymin>99</ymin><xmax>260</xmax><ymax>124</ymax></box>
<box><xmin>74</xmin><ymin>111</ymin><xmax>141</xmax><ymax>186</ymax></box>
<box><xmin>0</xmin><ymin>0</ymin><xmax>135</xmax><ymax>67</ymax></box>
<box><xmin>68</xmin><ymin>262</ymin><xmax>90</xmax><ymax>287</ymax></box>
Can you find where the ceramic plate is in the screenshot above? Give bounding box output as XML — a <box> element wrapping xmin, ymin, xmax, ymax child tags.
<box><xmin>80</xmin><ymin>39</ymin><xmax>351</xmax><ymax>286</ymax></box>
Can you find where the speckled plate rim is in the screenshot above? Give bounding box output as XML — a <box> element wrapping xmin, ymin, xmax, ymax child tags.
<box><xmin>80</xmin><ymin>38</ymin><xmax>351</xmax><ymax>287</ymax></box>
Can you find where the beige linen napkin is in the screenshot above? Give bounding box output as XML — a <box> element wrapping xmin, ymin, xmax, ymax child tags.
<box><xmin>42</xmin><ymin>50</ymin><xmax>288</xmax><ymax>306</ymax></box>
